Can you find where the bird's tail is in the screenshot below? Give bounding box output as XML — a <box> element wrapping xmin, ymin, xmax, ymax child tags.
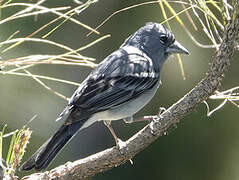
<box><xmin>19</xmin><ymin>119</ymin><xmax>86</xmax><ymax>171</ymax></box>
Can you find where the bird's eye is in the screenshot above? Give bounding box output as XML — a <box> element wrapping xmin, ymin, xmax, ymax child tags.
<box><xmin>160</xmin><ymin>35</ymin><xmax>168</xmax><ymax>44</ymax></box>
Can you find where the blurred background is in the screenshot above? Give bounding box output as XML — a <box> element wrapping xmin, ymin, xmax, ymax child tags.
<box><xmin>0</xmin><ymin>0</ymin><xmax>239</xmax><ymax>179</ymax></box>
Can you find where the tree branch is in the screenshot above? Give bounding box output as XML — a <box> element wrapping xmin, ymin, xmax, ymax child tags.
<box><xmin>21</xmin><ymin>10</ymin><xmax>239</xmax><ymax>180</ymax></box>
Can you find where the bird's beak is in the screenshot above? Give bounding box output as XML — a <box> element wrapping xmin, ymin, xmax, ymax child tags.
<box><xmin>166</xmin><ymin>40</ymin><xmax>189</xmax><ymax>55</ymax></box>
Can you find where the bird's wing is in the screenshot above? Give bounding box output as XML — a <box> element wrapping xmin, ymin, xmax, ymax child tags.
<box><xmin>78</xmin><ymin>75</ymin><xmax>158</xmax><ymax>111</ymax></box>
<box><xmin>73</xmin><ymin>47</ymin><xmax>159</xmax><ymax>109</ymax></box>
<box><xmin>58</xmin><ymin>47</ymin><xmax>160</xmax><ymax>121</ymax></box>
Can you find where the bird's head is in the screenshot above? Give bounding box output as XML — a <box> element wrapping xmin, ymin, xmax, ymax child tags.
<box><xmin>122</xmin><ymin>22</ymin><xmax>189</xmax><ymax>67</ymax></box>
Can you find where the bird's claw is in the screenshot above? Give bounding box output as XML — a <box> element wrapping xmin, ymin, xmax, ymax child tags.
<box><xmin>116</xmin><ymin>138</ymin><xmax>127</xmax><ymax>154</ymax></box>
<box><xmin>149</xmin><ymin>107</ymin><xmax>166</xmax><ymax>135</ymax></box>
<box><xmin>158</xmin><ymin>107</ymin><xmax>166</xmax><ymax>118</ymax></box>
<box><xmin>148</xmin><ymin>107</ymin><xmax>166</xmax><ymax>136</ymax></box>
<box><xmin>149</xmin><ymin>116</ymin><xmax>160</xmax><ymax>136</ymax></box>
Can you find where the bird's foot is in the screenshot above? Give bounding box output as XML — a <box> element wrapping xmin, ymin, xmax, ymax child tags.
<box><xmin>149</xmin><ymin>107</ymin><xmax>166</xmax><ymax>135</ymax></box>
<box><xmin>115</xmin><ymin>138</ymin><xmax>133</xmax><ymax>164</ymax></box>
<box><xmin>158</xmin><ymin>107</ymin><xmax>166</xmax><ymax>118</ymax></box>
<box><xmin>149</xmin><ymin>116</ymin><xmax>160</xmax><ymax>136</ymax></box>
<box><xmin>116</xmin><ymin>138</ymin><xmax>127</xmax><ymax>154</ymax></box>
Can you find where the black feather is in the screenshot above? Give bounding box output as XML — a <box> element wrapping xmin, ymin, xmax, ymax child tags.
<box><xmin>20</xmin><ymin>119</ymin><xmax>87</xmax><ymax>171</ymax></box>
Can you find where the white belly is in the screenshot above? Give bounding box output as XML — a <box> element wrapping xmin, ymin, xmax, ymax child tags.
<box><xmin>80</xmin><ymin>81</ymin><xmax>159</xmax><ymax>130</ymax></box>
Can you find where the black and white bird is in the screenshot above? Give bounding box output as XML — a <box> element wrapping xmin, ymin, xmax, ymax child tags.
<box><xmin>20</xmin><ymin>22</ymin><xmax>189</xmax><ymax>171</ymax></box>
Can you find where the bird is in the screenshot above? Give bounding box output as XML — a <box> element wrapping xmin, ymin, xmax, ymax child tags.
<box><xmin>20</xmin><ymin>22</ymin><xmax>189</xmax><ymax>171</ymax></box>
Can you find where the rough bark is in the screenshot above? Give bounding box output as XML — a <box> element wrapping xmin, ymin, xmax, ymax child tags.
<box><xmin>21</xmin><ymin>10</ymin><xmax>239</xmax><ymax>180</ymax></box>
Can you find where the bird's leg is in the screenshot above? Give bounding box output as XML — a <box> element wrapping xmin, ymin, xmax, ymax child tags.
<box><xmin>103</xmin><ymin>120</ymin><xmax>119</xmax><ymax>144</ymax></box>
<box><xmin>123</xmin><ymin>107</ymin><xmax>167</xmax><ymax>136</ymax></box>
<box><xmin>124</xmin><ymin>116</ymin><xmax>156</xmax><ymax>123</ymax></box>
<box><xmin>158</xmin><ymin>107</ymin><xmax>166</xmax><ymax>118</ymax></box>
<box><xmin>103</xmin><ymin>121</ymin><xmax>127</xmax><ymax>151</ymax></box>
<box><xmin>123</xmin><ymin>107</ymin><xmax>166</xmax><ymax>124</ymax></box>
